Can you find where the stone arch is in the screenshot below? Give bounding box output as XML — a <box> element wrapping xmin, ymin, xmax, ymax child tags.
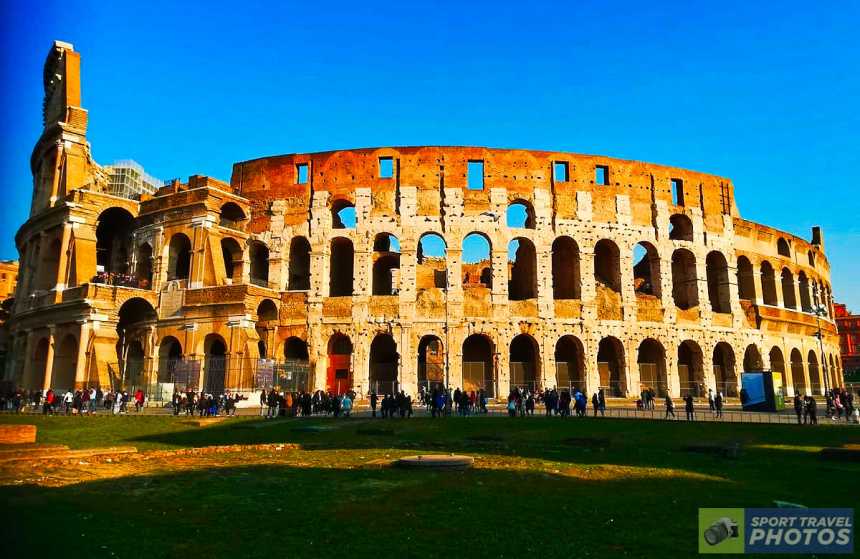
<box><xmin>124</xmin><ymin>340</ymin><xmax>146</xmax><ymax>388</ymax></box>
<box><xmin>372</xmin><ymin>233</ymin><xmax>401</xmax><ymax>295</ymax></box>
<box><xmin>256</xmin><ymin>299</ymin><xmax>278</xmax><ymax>322</ymax></box>
<box><xmin>462</xmin><ymin>232</ymin><xmax>492</xmax><ymax>288</ymax></box>
<box><xmin>677</xmin><ymin>340</ymin><xmax>705</xmax><ymax>396</ymax></box>
<box><xmin>777</xmin><ymin>237</ymin><xmax>791</xmax><ymax>257</ymax></box>
<box><xmin>781</xmin><ymin>268</ymin><xmax>797</xmax><ymax>310</ymax></box>
<box><xmin>637</xmin><ymin>338</ymin><xmax>668</xmax><ymax>396</ymax></box>
<box><xmin>96</xmin><ymin>207</ymin><xmax>135</xmax><ymax>275</ymax></box>
<box><xmin>633</xmin><ymin>241</ymin><xmax>661</xmax><ymax>297</ymax></box>
<box><xmin>807</xmin><ymin>250</ymin><xmax>815</xmax><ymax>268</ymax></box>
<box><xmin>417</xmin><ymin>233</ymin><xmax>447</xmax><ymax>290</ymax></box>
<box><xmin>506</xmin><ymin>199</ymin><xmax>536</xmax><ymax>228</ymax></box>
<box><xmin>807</xmin><ymin>350</ymin><xmax>821</xmax><ymax>393</ymax></box>
<box><xmin>462</xmin><ymin>333</ymin><xmax>495</xmax><ymax>397</ymax></box>
<box><xmin>331</xmin><ymin>199</ymin><xmax>356</xmax><ymax>229</ymax></box>
<box><xmin>284</xmin><ymin>337</ymin><xmax>309</xmax><ymax>361</ymax></box>
<box><xmin>135</xmin><ymin>242</ymin><xmax>153</xmax><ymax>287</ymax></box>
<box><xmin>769</xmin><ymin>347</ymin><xmax>786</xmax><ymax>387</ymax></box>
<box><xmin>203</xmin><ymin>334</ymin><xmax>228</xmax><ymax>394</ymax></box>
<box><xmin>157</xmin><ymin>335</ymin><xmax>182</xmax><ymax>382</ymax></box>
<box><xmin>51</xmin><ymin>334</ymin><xmax>78</xmax><ymax>391</ymax></box>
<box><xmin>554</xmin><ymin>335</ymin><xmax>585</xmax><ymax>389</ymax></box>
<box><xmin>167</xmin><ymin>233</ymin><xmax>192</xmax><ymax>281</ymax></box>
<box><xmin>597</xmin><ymin>336</ymin><xmax>625</xmax><ymax>396</ymax></box>
<box><xmin>712</xmin><ymin>342</ymin><xmax>737</xmax><ymax>396</ymax></box>
<box><xmin>671</xmin><ymin>248</ymin><xmax>698</xmax><ymax>310</ymax></box>
<box><xmin>30</xmin><ymin>338</ymin><xmax>50</xmax><ymax>390</ymax></box>
<box><xmin>327</xmin><ymin>333</ymin><xmax>353</xmax><ymax>394</ymax></box>
<box><xmin>219</xmin><ymin>202</ymin><xmax>246</xmax><ymax>227</ymax></box>
<box><xmin>551</xmin><ymin>236</ymin><xmax>581</xmax><ymax>299</ymax></box>
<box><xmin>249</xmin><ymin>240</ymin><xmax>270</xmax><ymax>287</ymax></box>
<box><xmin>743</xmin><ymin>344</ymin><xmax>763</xmax><ymax>372</ymax></box>
<box><xmin>509</xmin><ymin>333</ymin><xmax>539</xmax><ymax>390</ymax></box>
<box><xmin>38</xmin><ymin>237</ymin><xmax>61</xmax><ymax>290</ymax></box>
<box><xmin>669</xmin><ymin>214</ymin><xmax>694</xmax><ymax>241</ymax></box>
<box><xmin>594</xmin><ymin>239</ymin><xmax>621</xmax><ymax>293</ymax></box>
<box><xmin>736</xmin><ymin>256</ymin><xmax>756</xmax><ymax>301</ymax></box>
<box><xmin>797</xmin><ymin>271</ymin><xmax>811</xmax><ymax>312</ymax></box>
<box><xmin>418</xmin><ymin>335</ymin><xmax>445</xmax><ymax>389</ymax></box>
<box><xmin>220</xmin><ymin>237</ymin><xmax>243</xmax><ymax>284</ymax></box>
<box><xmin>508</xmin><ymin>237</ymin><xmax>537</xmax><ymax>300</ymax></box>
<box><xmin>789</xmin><ymin>348</ymin><xmax>805</xmax><ymax>395</ymax></box>
<box><xmin>369</xmin><ymin>333</ymin><xmax>398</xmax><ymax>394</ymax></box>
<box><xmin>287</xmin><ymin>236</ymin><xmax>311</xmax><ymax>291</ymax></box>
<box><xmin>706</xmin><ymin>251</ymin><xmax>731</xmax><ymax>313</ymax></box>
<box><xmin>329</xmin><ymin>237</ymin><xmax>354</xmax><ymax>296</ymax></box>
<box><xmin>760</xmin><ymin>261</ymin><xmax>778</xmax><ymax>306</ymax></box>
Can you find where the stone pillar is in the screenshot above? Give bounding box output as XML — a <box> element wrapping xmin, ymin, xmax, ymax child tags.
<box><xmin>43</xmin><ymin>325</ymin><xmax>56</xmax><ymax>391</ymax></box>
<box><xmin>74</xmin><ymin>321</ymin><xmax>90</xmax><ymax>388</ymax></box>
<box><xmin>54</xmin><ymin>222</ymin><xmax>73</xmax><ymax>291</ymax></box>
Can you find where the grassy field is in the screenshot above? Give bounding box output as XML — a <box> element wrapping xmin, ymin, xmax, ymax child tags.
<box><xmin>1</xmin><ymin>414</ymin><xmax>858</xmax><ymax>558</ymax></box>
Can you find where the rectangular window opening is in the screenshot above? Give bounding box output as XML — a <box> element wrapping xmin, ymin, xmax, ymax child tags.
<box><xmin>595</xmin><ymin>165</ymin><xmax>609</xmax><ymax>186</ymax></box>
<box><xmin>671</xmin><ymin>178</ymin><xmax>684</xmax><ymax>206</ymax></box>
<box><xmin>379</xmin><ymin>157</ymin><xmax>393</xmax><ymax>179</ymax></box>
<box><xmin>296</xmin><ymin>163</ymin><xmax>309</xmax><ymax>185</ymax></box>
<box><xmin>553</xmin><ymin>161</ymin><xmax>569</xmax><ymax>182</ymax></box>
<box><xmin>467</xmin><ymin>160</ymin><xmax>484</xmax><ymax>190</ymax></box>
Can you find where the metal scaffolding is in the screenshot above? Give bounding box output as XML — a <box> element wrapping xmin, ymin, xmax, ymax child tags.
<box><xmin>103</xmin><ymin>160</ymin><xmax>163</xmax><ymax>200</ymax></box>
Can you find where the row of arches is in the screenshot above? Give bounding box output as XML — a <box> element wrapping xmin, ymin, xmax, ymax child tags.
<box><xmin>736</xmin><ymin>256</ymin><xmax>834</xmax><ymax>315</ymax></box>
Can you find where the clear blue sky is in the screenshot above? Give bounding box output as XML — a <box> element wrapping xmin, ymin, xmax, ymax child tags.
<box><xmin>1</xmin><ymin>1</ymin><xmax>858</xmax><ymax>308</ymax></box>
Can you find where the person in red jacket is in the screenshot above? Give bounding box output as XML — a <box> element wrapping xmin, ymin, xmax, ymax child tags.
<box><xmin>134</xmin><ymin>389</ymin><xmax>145</xmax><ymax>412</ymax></box>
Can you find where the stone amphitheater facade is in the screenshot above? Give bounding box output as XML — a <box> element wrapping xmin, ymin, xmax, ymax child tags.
<box><xmin>4</xmin><ymin>41</ymin><xmax>844</xmax><ymax>400</ymax></box>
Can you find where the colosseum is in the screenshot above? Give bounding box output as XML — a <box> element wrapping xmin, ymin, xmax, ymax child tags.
<box><xmin>4</xmin><ymin>41</ymin><xmax>844</xmax><ymax>402</ymax></box>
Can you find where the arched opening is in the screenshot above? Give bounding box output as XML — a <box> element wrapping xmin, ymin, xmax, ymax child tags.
<box><xmin>417</xmin><ymin>335</ymin><xmax>445</xmax><ymax>390</ymax></box>
<box><xmin>157</xmin><ymin>336</ymin><xmax>182</xmax><ymax>383</ymax></box>
<box><xmin>369</xmin><ymin>333</ymin><xmax>398</xmax><ymax>394</ymax></box>
<box><xmin>203</xmin><ymin>334</ymin><xmax>227</xmax><ymax>395</ymax></box>
<box><xmin>509</xmin><ymin>334</ymin><xmax>539</xmax><ymax>391</ymax></box>
<box><xmin>789</xmin><ymin>348</ymin><xmax>805</xmax><ymax>396</ymax></box>
<box><xmin>798</xmin><ymin>272</ymin><xmax>811</xmax><ymax>312</ymax></box>
<box><xmin>220</xmin><ymin>238</ymin><xmax>243</xmax><ymax>284</ymax></box>
<box><xmin>554</xmin><ymin>335</ymin><xmax>584</xmax><ymax>390</ymax></box>
<box><xmin>777</xmin><ymin>238</ymin><xmax>791</xmax><ymax>257</ymax></box>
<box><xmin>255</xmin><ymin>299</ymin><xmax>278</xmax><ymax>360</ymax></box>
<box><xmin>462</xmin><ymin>334</ymin><xmax>494</xmax><ymax>397</ymax></box>
<box><xmin>116</xmin><ymin>298</ymin><xmax>156</xmax><ymax>389</ymax></box>
<box><xmin>706</xmin><ymin>251</ymin><xmax>731</xmax><ymax>313</ymax></box>
<box><xmin>769</xmin><ymin>347</ymin><xmax>786</xmax><ymax>398</ymax></box>
<box><xmin>677</xmin><ymin>340</ymin><xmax>705</xmax><ymax>396</ymax></box>
<box><xmin>669</xmin><ymin>214</ymin><xmax>693</xmax><ymax>241</ymax></box>
<box><xmin>712</xmin><ymin>342</ymin><xmax>737</xmax><ymax>396</ymax></box>
<box><xmin>637</xmin><ymin>339</ymin><xmax>668</xmax><ymax>397</ymax></box>
<box><xmin>671</xmin><ymin>249</ymin><xmax>698</xmax><ymax>310</ymax></box>
<box><xmin>507</xmin><ymin>238</ymin><xmax>537</xmax><ymax>300</ymax></box>
<box><xmin>51</xmin><ymin>335</ymin><xmax>78</xmax><ymax>391</ymax></box>
<box><xmin>38</xmin><ymin>238</ymin><xmax>61</xmax><ymax>290</ymax></box>
<box><xmin>506</xmin><ymin>200</ymin><xmax>536</xmax><ymax>228</ymax></box>
<box><xmin>372</xmin><ymin>233</ymin><xmax>401</xmax><ymax>296</ymax></box>
<box><xmin>96</xmin><ymin>207</ymin><xmax>135</xmax><ymax>276</ymax></box>
<box><xmin>780</xmin><ymin>268</ymin><xmax>796</xmax><ymax>309</ymax></box>
<box><xmin>285</xmin><ymin>337</ymin><xmax>309</xmax><ymax>361</ymax></box>
<box><xmin>219</xmin><ymin>202</ymin><xmax>246</xmax><ymax>228</ymax></box>
<box><xmin>417</xmin><ymin>233</ymin><xmax>447</xmax><ymax>290</ymax></box>
<box><xmin>256</xmin><ymin>299</ymin><xmax>278</xmax><ymax>322</ymax></box>
<box><xmin>326</xmin><ymin>334</ymin><xmax>352</xmax><ymax>395</ymax></box>
<box><xmin>135</xmin><ymin>243</ymin><xmax>153</xmax><ymax>288</ymax></box>
<box><xmin>597</xmin><ymin>336</ymin><xmax>625</xmax><ymax>396</ymax></box>
<box><xmin>249</xmin><ymin>241</ymin><xmax>270</xmax><ymax>287</ymax></box>
<box><xmin>594</xmin><ymin>239</ymin><xmax>621</xmax><ymax>293</ymax></box>
<box><xmin>329</xmin><ymin>238</ymin><xmax>354</xmax><ymax>296</ymax></box>
<box><xmin>30</xmin><ymin>338</ymin><xmax>49</xmax><ymax>390</ymax></box>
<box><xmin>462</xmin><ymin>233</ymin><xmax>492</xmax><ymax>288</ymax></box>
<box><xmin>633</xmin><ymin>242</ymin><xmax>661</xmax><ymax>297</ymax></box>
<box><xmin>760</xmin><ymin>261</ymin><xmax>778</xmax><ymax>306</ymax></box>
<box><xmin>743</xmin><ymin>345</ymin><xmax>763</xmax><ymax>372</ymax></box>
<box><xmin>807</xmin><ymin>250</ymin><xmax>815</xmax><ymax>268</ymax></box>
<box><xmin>124</xmin><ymin>340</ymin><xmax>146</xmax><ymax>389</ymax></box>
<box><xmin>287</xmin><ymin>236</ymin><xmax>311</xmax><ymax>291</ymax></box>
<box><xmin>736</xmin><ymin>256</ymin><xmax>756</xmax><ymax>301</ymax></box>
<box><xmin>552</xmin><ymin>236</ymin><xmax>581</xmax><ymax>299</ymax></box>
<box><xmin>807</xmin><ymin>350</ymin><xmax>821</xmax><ymax>394</ymax></box>
<box><xmin>167</xmin><ymin>233</ymin><xmax>192</xmax><ymax>281</ymax></box>
<box><xmin>331</xmin><ymin>199</ymin><xmax>356</xmax><ymax>229</ymax></box>
<box><xmin>258</xmin><ymin>340</ymin><xmax>267</xmax><ymax>359</ymax></box>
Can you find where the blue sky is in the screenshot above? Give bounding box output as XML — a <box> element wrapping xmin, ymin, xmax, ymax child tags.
<box><xmin>1</xmin><ymin>1</ymin><xmax>858</xmax><ymax>307</ymax></box>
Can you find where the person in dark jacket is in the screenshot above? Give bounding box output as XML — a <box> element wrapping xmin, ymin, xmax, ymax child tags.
<box><xmin>683</xmin><ymin>394</ymin><xmax>695</xmax><ymax>421</ymax></box>
<box><xmin>793</xmin><ymin>394</ymin><xmax>804</xmax><ymax>424</ymax></box>
<box><xmin>664</xmin><ymin>394</ymin><xmax>675</xmax><ymax>419</ymax></box>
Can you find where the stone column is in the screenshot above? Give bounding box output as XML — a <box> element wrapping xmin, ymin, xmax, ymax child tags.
<box><xmin>74</xmin><ymin>321</ymin><xmax>91</xmax><ymax>388</ymax></box>
<box><xmin>43</xmin><ymin>325</ymin><xmax>56</xmax><ymax>391</ymax></box>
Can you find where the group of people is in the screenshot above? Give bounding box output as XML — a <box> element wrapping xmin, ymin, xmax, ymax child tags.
<box><xmin>259</xmin><ymin>389</ymin><xmax>356</xmax><ymax>418</ymax></box>
<box><xmin>506</xmin><ymin>387</ymin><xmax>606</xmax><ymax>418</ymax></box>
<box><xmin>171</xmin><ymin>390</ymin><xmax>246</xmax><ymax>416</ymax></box>
<box><xmin>370</xmin><ymin>391</ymin><xmax>414</xmax><ymax>418</ymax></box>
<box><xmin>0</xmin><ymin>387</ymin><xmax>147</xmax><ymax>415</ymax></box>
<box><xmin>825</xmin><ymin>387</ymin><xmax>857</xmax><ymax>423</ymax></box>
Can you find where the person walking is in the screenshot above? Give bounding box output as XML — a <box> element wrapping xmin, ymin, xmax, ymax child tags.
<box><xmin>370</xmin><ymin>391</ymin><xmax>378</xmax><ymax>418</ymax></box>
<box><xmin>707</xmin><ymin>389</ymin><xmax>715</xmax><ymax>415</ymax></box>
<box><xmin>341</xmin><ymin>393</ymin><xmax>352</xmax><ymax>417</ymax></box>
<box><xmin>793</xmin><ymin>394</ymin><xmax>803</xmax><ymax>424</ymax></box>
<box><xmin>805</xmin><ymin>396</ymin><xmax>818</xmax><ymax>425</ymax></box>
<box><xmin>664</xmin><ymin>394</ymin><xmax>675</xmax><ymax>419</ymax></box>
<box><xmin>591</xmin><ymin>392</ymin><xmax>599</xmax><ymax>417</ymax></box>
<box><xmin>683</xmin><ymin>393</ymin><xmax>694</xmax><ymax>421</ymax></box>
<box><xmin>715</xmin><ymin>391</ymin><xmax>723</xmax><ymax>419</ymax></box>
<box><xmin>597</xmin><ymin>389</ymin><xmax>606</xmax><ymax>417</ymax></box>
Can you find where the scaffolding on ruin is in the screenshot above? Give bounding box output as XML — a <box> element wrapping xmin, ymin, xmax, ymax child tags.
<box><xmin>103</xmin><ymin>160</ymin><xmax>163</xmax><ymax>200</ymax></box>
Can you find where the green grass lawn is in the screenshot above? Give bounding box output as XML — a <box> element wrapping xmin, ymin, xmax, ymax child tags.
<box><xmin>1</xmin><ymin>414</ymin><xmax>858</xmax><ymax>558</ymax></box>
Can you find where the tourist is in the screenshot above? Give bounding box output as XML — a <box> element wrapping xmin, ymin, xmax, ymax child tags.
<box><xmin>63</xmin><ymin>390</ymin><xmax>73</xmax><ymax>415</ymax></box>
<box><xmin>715</xmin><ymin>391</ymin><xmax>723</xmax><ymax>419</ymax></box>
<box><xmin>591</xmin><ymin>392</ymin><xmax>599</xmax><ymax>417</ymax></box>
<box><xmin>341</xmin><ymin>393</ymin><xmax>352</xmax><ymax>417</ymax></box>
<box><xmin>134</xmin><ymin>388</ymin><xmax>145</xmax><ymax>412</ymax></box>
<box><xmin>708</xmin><ymin>389</ymin><xmax>715</xmax><ymax>415</ymax></box>
<box><xmin>683</xmin><ymin>393</ymin><xmax>694</xmax><ymax>421</ymax></box>
<box><xmin>794</xmin><ymin>393</ymin><xmax>804</xmax><ymax>424</ymax></box>
<box><xmin>664</xmin><ymin>394</ymin><xmax>675</xmax><ymax>419</ymax></box>
<box><xmin>805</xmin><ymin>395</ymin><xmax>818</xmax><ymax>425</ymax></box>
<box><xmin>598</xmin><ymin>389</ymin><xmax>606</xmax><ymax>417</ymax></box>
<box><xmin>370</xmin><ymin>391</ymin><xmax>378</xmax><ymax>418</ymax></box>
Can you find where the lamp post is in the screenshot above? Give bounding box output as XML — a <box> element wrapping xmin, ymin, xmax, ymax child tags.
<box><xmin>813</xmin><ymin>304</ymin><xmax>830</xmax><ymax>397</ymax></box>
